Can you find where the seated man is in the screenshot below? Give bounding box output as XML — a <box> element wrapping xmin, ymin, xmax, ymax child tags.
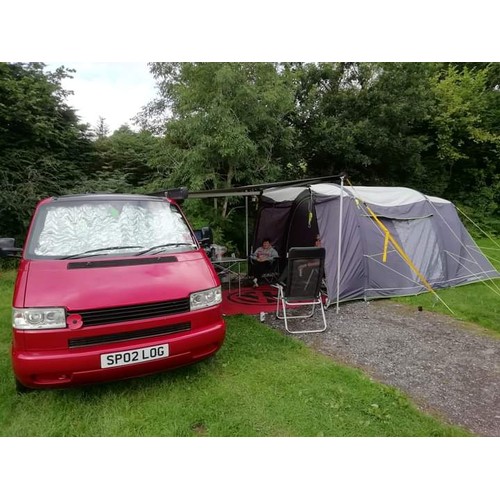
<box><xmin>250</xmin><ymin>237</ymin><xmax>279</xmax><ymax>287</ymax></box>
<box><xmin>298</xmin><ymin>234</ymin><xmax>322</xmax><ymax>277</ymax></box>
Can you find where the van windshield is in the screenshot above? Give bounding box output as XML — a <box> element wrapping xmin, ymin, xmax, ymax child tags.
<box><xmin>26</xmin><ymin>198</ymin><xmax>197</xmax><ymax>259</ymax></box>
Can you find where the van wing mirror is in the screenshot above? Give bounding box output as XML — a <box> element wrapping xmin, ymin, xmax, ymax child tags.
<box><xmin>200</xmin><ymin>227</ymin><xmax>213</xmax><ymax>247</ymax></box>
<box><xmin>0</xmin><ymin>238</ymin><xmax>22</xmax><ymax>258</ymax></box>
<box><xmin>194</xmin><ymin>227</ymin><xmax>213</xmax><ymax>247</ymax></box>
<box><xmin>194</xmin><ymin>227</ymin><xmax>213</xmax><ymax>259</ymax></box>
<box><xmin>166</xmin><ymin>187</ymin><xmax>188</xmax><ymax>201</ymax></box>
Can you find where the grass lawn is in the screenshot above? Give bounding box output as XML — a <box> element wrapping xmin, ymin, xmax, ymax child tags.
<box><xmin>0</xmin><ymin>269</ymin><xmax>469</xmax><ymax>436</ymax></box>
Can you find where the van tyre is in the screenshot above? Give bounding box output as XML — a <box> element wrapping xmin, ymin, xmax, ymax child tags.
<box><xmin>15</xmin><ymin>378</ymin><xmax>31</xmax><ymax>393</ymax></box>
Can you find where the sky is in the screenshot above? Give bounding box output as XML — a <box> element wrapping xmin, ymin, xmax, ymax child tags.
<box><xmin>45</xmin><ymin>62</ymin><xmax>157</xmax><ymax>133</ymax></box>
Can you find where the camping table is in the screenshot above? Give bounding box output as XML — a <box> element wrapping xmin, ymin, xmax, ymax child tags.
<box><xmin>212</xmin><ymin>257</ymin><xmax>247</xmax><ymax>295</ymax></box>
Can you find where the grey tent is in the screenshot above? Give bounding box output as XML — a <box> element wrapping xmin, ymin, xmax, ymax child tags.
<box><xmin>252</xmin><ymin>183</ymin><xmax>499</xmax><ymax>307</ymax></box>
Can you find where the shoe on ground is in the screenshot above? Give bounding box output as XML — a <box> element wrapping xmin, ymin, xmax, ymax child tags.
<box><xmin>253</xmin><ymin>278</ymin><xmax>259</xmax><ymax>288</ymax></box>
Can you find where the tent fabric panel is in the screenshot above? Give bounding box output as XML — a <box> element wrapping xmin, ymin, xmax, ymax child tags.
<box><xmin>310</xmin><ymin>184</ymin><xmax>344</xmax><ymax>198</ymax></box>
<box><xmin>429</xmin><ymin>202</ymin><xmax>468</xmax><ymax>281</ymax></box>
<box><xmin>358</xmin><ymin>200</ymin><xmax>434</xmax><ymax>220</ymax></box>
<box><xmin>316</xmin><ymin>198</ymin><xmax>366</xmax><ymax>302</ymax></box>
<box><xmin>426</xmin><ymin>195</ymin><xmax>452</xmax><ymax>205</ymax></box>
<box><xmin>391</xmin><ymin>217</ymin><xmax>444</xmax><ymax>284</ymax></box>
<box><xmin>261</xmin><ymin>187</ymin><xmax>307</xmax><ymax>203</ymax></box>
<box><xmin>429</xmin><ymin>202</ymin><xmax>499</xmax><ymax>284</ymax></box>
<box><xmin>358</xmin><ymin>216</ymin><xmax>426</xmax><ymax>298</ymax></box>
<box><xmin>343</xmin><ymin>186</ymin><xmax>427</xmax><ymax>206</ymax></box>
<box><xmin>286</xmin><ymin>197</ymin><xmax>319</xmax><ymax>250</ymax></box>
<box><xmin>252</xmin><ymin>205</ymin><xmax>291</xmax><ymax>257</ymax></box>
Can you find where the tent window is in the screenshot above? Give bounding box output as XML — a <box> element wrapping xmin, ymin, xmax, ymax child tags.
<box><xmin>392</xmin><ymin>218</ymin><xmax>443</xmax><ymax>282</ymax></box>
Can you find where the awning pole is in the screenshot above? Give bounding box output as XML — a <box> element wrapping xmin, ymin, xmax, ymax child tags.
<box><xmin>336</xmin><ymin>176</ymin><xmax>345</xmax><ymax>314</ymax></box>
<box><xmin>245</xmin><ymin>195</ymin><xmax>249</xmax><ymax>257</ymax></box>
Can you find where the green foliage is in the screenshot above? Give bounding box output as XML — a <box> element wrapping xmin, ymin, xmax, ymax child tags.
<box><xmin>425</xmin><ymin>64</ymin><xmax>500</xmax><ymax>208</ymax></box>
<box><xmin>94</xmin><ymin>116</ymin><xmax>110</xmax><ymax>139</ymax></box>
<box><xmin>291</xmin><ymin>62</ymin><xmax>438</xmax><ymax>184</ymax></box>
<box><xmin>179</xmin><ymin>198</ymin><xmax>251</xmax><ymax>255</ymax></box>
<box><xmin>0</xmin><ymin>62</ymin><xmax>94</xmax><ymax>242</ymax></box>
<box><xmin>91</xmin><ymin>126</ymin><xmax>165</xmax><ymax>189</ymax></box>
<box><xmin>136</xmin><ymin>62</ymin><xmax>302</xmax><ymax>249</ymax></box>
<box><xmin>179</xmin><ymin>198</ymin><xmax>226</xmax><ymax>249</ymax></box>
<box><xmin>142</xmin><ymin>63</ymin><xmax>298</xmax><ymax>201</ymax></box>
<box><xmin>0</xmin><ymin>258</ymin><xmax>18</xmax><ymax>272</ymax></box>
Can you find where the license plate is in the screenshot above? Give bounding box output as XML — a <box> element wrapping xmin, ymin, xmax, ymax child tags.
<box><xmin>101</xmin><ymin>344</ymin><xmax>169</xmax><ymax>368</ymax></box>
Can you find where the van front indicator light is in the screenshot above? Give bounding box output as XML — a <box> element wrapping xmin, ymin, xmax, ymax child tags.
<box><xmin>13</xmin><ymin>308</ymin><xmax>66</xmax><ymax>330</ymax></box>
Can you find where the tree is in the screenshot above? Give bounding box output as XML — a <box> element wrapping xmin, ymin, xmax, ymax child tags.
<box><xmin>94</xmin><ymin>116</ymin><xmax>110</xmax><ymax>139</ymax></box>
<box><xmin>139</xmin><ymin>63</ymin><xmax>299</xmax><ymax>218</ymax></box>
<box><xmin>424</xmin><ymin>64</ymin><xmax>500</xmax><ymax>214</ymax></box>
<box><xmin>0</xmin><ymin>62</ymin><xmax>94</xmax><ymax>242</ymax></box>
<box><xmin>89</xmin><ymin>125</ymin><xmax>165</xmax><ymax>191</ymax></box>
<box><xmin>292</xmin><ymin>62</ymin><xmax>438</xmax><ymax>185</ymax></box>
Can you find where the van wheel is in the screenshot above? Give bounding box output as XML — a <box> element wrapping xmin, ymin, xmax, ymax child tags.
<box><xmin>15</xmin><ymin>378</ymin><xmax>31</xmax><ymax>393</ymax></box>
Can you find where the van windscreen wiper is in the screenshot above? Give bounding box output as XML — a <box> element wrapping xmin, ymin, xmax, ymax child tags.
<box><xmin>135</xmin><ymin>243</ymin><xmax>196</xmax><ymax>256</ymax></box>
<box><xmin>60</xmin><ymin>246</ymin><xmax>143</xmax><ymax>260</ymax></box>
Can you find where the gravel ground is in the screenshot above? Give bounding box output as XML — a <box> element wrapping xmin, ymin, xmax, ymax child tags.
<box><xmin>262</xmin><ymin>300</ymin><xmax>500</xmax><ymax>436</ymax></box>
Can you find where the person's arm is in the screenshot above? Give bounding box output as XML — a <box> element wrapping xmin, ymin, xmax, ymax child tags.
<box><xmin>270</xmin><ymin>248</ymin><xmax>279</xmax><ymax>260</ymax></box>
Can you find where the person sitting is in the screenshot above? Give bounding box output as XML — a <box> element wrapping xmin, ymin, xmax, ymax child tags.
<box><xmin>250</xmin><ymin>238</ymin><xmax>279</xmax><ymax>287</ymax></box>
<box><xmin>298</xmin><ymin>234</ymin><xmax>322</xmax><ymax>277</ymax></box>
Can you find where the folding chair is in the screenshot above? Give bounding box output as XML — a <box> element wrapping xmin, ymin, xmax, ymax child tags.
<box><xmin>260</xmin><ymin>258</ymin><xmax>281</xmax><ymax>285</ymax></box>
<box><xmin>248</xmin><ymin>254</ymin><xmax>281</xmax><ymax>286</ymax></box>
<box><xmin>275</xmin><ymin>247</ymin><xmax>327</xmax><ymax>334</ymax></box>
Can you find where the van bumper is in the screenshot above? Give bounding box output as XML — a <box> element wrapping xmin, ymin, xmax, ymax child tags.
<box><xmin>12</xmin><ymin>321</ymin><xmax>226</xmax><ymax>389</ymax></box>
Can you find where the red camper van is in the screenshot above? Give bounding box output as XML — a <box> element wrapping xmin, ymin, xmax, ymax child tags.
<box><xmin>0</xmin><ymin>193</ymin><xmax>226</xmax><ymax>391</ymax></box>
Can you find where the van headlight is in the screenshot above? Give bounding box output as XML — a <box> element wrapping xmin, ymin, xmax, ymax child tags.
<box><xmin>13</xmin><ymin>307</ymin><xmax>66</xmax><ymax>329</ymax></box>
<box><xmin>190</xmin><ymin>286</ymin><xmax>222</xmax><ymax>311</ymax></box>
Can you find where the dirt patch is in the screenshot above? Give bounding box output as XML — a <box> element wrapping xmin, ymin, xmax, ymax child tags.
<box><xmin>262</xmin><ymin>300</ymin><xmax>500</xmax><ymax>436</ymax></box>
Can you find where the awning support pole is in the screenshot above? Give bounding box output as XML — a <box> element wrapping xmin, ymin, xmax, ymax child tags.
<box><xmin>245</xmin><ymin>195</ymin><xmax>249</xmax><ymax>257</ymax></box>
<box><xmin>336</xmin><ymin>176</ymin><xmax>344</xmax><ymax>314</ymax></box>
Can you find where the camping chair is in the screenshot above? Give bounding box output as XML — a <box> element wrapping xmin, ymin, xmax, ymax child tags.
<box><xmin>274</xmin><ymin>247</ymin><xmax>327</xmax><ymax>334</ymax></box>
<box><xmin>260</xmin><ymin>258</ymin><xmax>281</xmax><ymax>285</ymax></box>
<box><xmin>248</xmin><ymin>251</ymin><xmax>281</xmax><ymax>285</ymax></box>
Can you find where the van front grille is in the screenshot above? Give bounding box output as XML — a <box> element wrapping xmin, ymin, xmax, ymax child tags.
<box><xmin>68</xmin><ymin>322</ymin><xmax>191</xmax><ymax>348</ymax></box>
<box><xmin>74</xmin><ymin>299</ymin><xmax>191</xmax><ymax>327</ymax></box>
